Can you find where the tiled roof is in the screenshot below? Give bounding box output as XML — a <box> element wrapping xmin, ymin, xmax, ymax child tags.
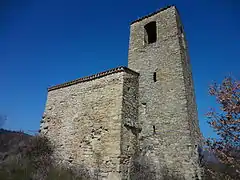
<box><xmin>48</xmin><ymin>66</ymin><xmax>139</xmax><ymax>92</ymax></box>
<box><xmin>130</xmin><ymin>5</ymin><xmax>175</xmax><ymax>25</ymax></box>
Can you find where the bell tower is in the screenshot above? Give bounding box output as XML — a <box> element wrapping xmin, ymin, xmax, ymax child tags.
<box><xmin>128</xmin><ymin>5</ymin><xmax>202</xmax><ymax>179</ymax></box>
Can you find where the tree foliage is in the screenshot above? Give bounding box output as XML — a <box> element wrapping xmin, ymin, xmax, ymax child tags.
<box><xmin>205</xmin><ymin>77</ymin><xmax>240</xmax><ymax>179</ymax></box>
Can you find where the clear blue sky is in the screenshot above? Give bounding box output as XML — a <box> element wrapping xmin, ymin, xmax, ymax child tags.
<box><xmin>1</xmin><ymin>0</ymin><xmax>239</xmax><ymax>137</ymax></box>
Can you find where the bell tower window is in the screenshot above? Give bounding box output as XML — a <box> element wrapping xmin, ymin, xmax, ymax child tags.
<box><xmin>144</xmin><ymin>21</ymin><xmax>157</xmax><ymax>44</ymax></box>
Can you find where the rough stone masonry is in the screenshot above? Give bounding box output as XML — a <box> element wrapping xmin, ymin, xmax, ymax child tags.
<box><xmin>40</xmin><ymin>5</ymin><xmax>203</xmax><ymax>180</ymax></box>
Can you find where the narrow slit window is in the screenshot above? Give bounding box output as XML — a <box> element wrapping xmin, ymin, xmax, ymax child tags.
<box><xmin>153</xmin><ymin>72</ymin><xmax>157</xmax><ymax>82</ymax></box>
<box><xmin>153</xmin><ymin>125</ymin><xmax>156</xmax><ymax>135</ymax></box>
<box><xmin>144</xmin><ymin>21</ymin><xmax>157</xmax><ymax>44</ymax></box>
<box><xmin>142</xmin><ymin>103</ymin><xmax>147</xmax><ymax>115</ymax></box>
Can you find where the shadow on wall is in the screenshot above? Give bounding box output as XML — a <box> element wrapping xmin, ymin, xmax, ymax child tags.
<box><xmin>130</xmin><ymin>152</ymin><xmax>186</xmax><ymax>180</ymax></box>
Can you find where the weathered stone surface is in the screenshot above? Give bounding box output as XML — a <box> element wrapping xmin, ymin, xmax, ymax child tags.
<box><xmin>128</xmin><ymin>5</ymin><xmax>202</xmax><ymax>179</ymax></box>
<box><xmin>40</xmin><ymin>70</ymin><xmax>139</xmax><ymax>179</ymax></box>
<box><xmin>41</xmin><ymin>5</ymin><xmax>202</xmax><ymax>180</ymax></box>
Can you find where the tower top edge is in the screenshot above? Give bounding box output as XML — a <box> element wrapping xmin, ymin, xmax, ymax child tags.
<box><xmin>130</xmin><ymin>5</ymin><xmax>177</xmax><ymax>25</ymax></box>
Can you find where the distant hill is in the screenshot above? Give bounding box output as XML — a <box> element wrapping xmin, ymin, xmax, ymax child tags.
<box><xmin>0</xmin><ymin>128</ymin><xmax>32</xmax><ymax>162</ymax></box>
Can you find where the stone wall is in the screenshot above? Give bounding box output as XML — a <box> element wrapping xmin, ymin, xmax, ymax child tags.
<box><xmin>120</xmin><ymin>72</ymin><xmax>139</xmax><ymax>179</ymax></box>
<box><xmin>176</xmin><ymin>11</ymin><xmax>203</xmax><ymax>178</ymax></box>
<box><xmin>40</xmin><ymin>69</ymin><xmax>139</xmax><ymax>180</ymax></box>
<box><xmin>176</xmin><ymin>11</ymin><xmax>202</xmax><ymax>145</ymax></box>
<box><xmin>128</xmin><ymin>6</ymin><xmax>202</xmax><ymax>179</ymax></box>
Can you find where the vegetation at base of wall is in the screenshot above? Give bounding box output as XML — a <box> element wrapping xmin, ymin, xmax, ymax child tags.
<box><xmin>1</xmin><ymin>130</ymin><xmax>238</xmax><ymax>180</ymax></box>
<box><xmin>0</xmin><ymin>130</ymin><xmax>90</xmax><ymax>180</ymax></box>
<box><xmin>0</xmin><ymin>128</ymin><xmax>190</xmax><ymax>180</ymax></box>
<box><xmin>0</xmin><ymin>161</ymin><xmax>86</xmax><ymax>180</ymax></box>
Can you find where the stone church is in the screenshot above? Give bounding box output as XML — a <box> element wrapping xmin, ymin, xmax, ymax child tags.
<box><xmin>40</xmin><ymin>5</ymin><xmax>203</xmax><ymax>180</ymax></box>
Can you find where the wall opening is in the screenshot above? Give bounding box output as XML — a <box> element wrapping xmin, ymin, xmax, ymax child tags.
<box><xmin>153</xmin><ymin>72</ymin><xmax>157</xmax><ymax>82</ymax></box>
<box><xmin>144</xmin><ymin>21</ymin><xmax>157</xmax><ymax>44</ymax></box>
<box><xmin>141</xmin><ymin>103</ymin><xmax>147</xmax><ymax>115</ymax></box>
<box><xmin>153</xmin><ymin>125</ymin><xmax>156</xmax><ymax>135</ymax></box>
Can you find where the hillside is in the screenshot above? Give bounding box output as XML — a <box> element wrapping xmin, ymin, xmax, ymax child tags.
<box><xmin>0</xmin><ymin>128</ymin><xmax>32</xmax><ymax>161</ymax></box>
